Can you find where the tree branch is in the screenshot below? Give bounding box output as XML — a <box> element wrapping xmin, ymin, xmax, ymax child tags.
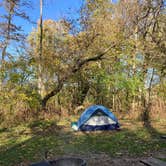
<box><xmin>41</xmin><ymin>43</ymin><xmax>115</xmax><ymax>108</ymax></box>
<box><xmin>72</xmin><ymin>43</ymin><xmax>115</xmax><ymax>72</ymax></box>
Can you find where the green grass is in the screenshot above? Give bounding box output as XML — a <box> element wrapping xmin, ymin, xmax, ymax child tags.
<box><xmin>0</xmin><ymin>119</ymin><xmax>165</xmax><ymax>166</ymax></box>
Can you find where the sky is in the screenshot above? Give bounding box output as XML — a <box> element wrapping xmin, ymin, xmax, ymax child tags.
<box><xmin>15</xmin><ymin>0</ymin><xmax>83</xmax><ymax>34</ymax></box>
<box><xmin>0</xmin><ymin>0</ymin><xmax>118</xmax><ymax>34</ymax></box>
<box><xmin>0</xmin><ymin>0</ymin><xmax>83</xmax><ymax>57</ymax></box>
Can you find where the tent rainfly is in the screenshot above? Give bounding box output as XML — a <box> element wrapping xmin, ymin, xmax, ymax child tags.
<box><xmin>71</xmin><ymin>105</ymin><xmax>120</xmax><ymax>131</ymax></box>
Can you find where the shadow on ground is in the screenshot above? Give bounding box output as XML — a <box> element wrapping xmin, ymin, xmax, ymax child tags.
<box><xmin>0</xmin><ymin>120</ymin><xmax>165</xmax><ymax>166</ymax></box>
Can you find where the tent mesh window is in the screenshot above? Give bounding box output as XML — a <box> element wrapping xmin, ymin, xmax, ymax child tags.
<box><xmin>91</xmin><ymin>109</ymin><xmax>107</xmax><ymax>116</ymax></box>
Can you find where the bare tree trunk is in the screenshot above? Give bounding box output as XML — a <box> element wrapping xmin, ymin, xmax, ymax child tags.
<box><xmin>112</xmin><ymin>93</ymin><xmax>115</xmax><ymax>111</ymax></box>
<box><xmin>131</xmin><ymin>2</ymin><xmax>139</xmax><ymax>112</ymax></box>
<box><xmin>0</xmin><ymin>2</ymin><xmax>13</xmax><ymax>90</ymax></box>
<box><xmin>143</xmin><ymin>68</ymin><xmax>155</xmax><ymax>127</ymax></box>
<box><xmin>38</xmin><ymin>0</ymin><xmax>45</xmax><ymax>99</ymax></box>
<box><xmin>0</xmin><ymin>46</ymin><xmax>7</xmax><ymax>90</ymax></box>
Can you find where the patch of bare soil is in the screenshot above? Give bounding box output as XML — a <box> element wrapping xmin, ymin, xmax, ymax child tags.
<box><xmin>51</xmin><ymin>154</ymin><xmax>144</xmax><ymax>166</ymax></box>
<box><xmin>51</xmin><ymin>151</ymin><xmax>166</xmax><ymax>166</ymax></box>
<box><xmin>86</xmin><ymin>155</ymin><xmax>145</xmax><ymax>166</ymax></box>
<box><xmin>87</xmin><ymin>151</ymin><xmax>166</xmax><ymax>166</ymax></box>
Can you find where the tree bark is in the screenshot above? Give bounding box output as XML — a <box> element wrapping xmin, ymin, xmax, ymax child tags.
<box><xmin>143</xmin><ymin>68</ymin><xmax>155</xmax><ymax>127</ymax></box>
<box><xmin>38</xmin><ymin>0</ymin><xmax>45</xmax><ymax>99</ymax></box>
<box><xmin>72</xmin><ymin>79</ymin><xmax>89</xmax><ymax>107</ymax></box>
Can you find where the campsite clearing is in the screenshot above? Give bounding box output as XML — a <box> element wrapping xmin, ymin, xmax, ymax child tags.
<box><xmin>0</xmin><ymin>119</ymin><xmax>165</xmax><ymax>166</ymax></box>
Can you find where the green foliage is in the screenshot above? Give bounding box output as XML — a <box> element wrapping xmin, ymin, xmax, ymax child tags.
<box><xmin>0</xmin><ymin>83</ymin><xmax>40</xmax><ymax>127</ymax></box>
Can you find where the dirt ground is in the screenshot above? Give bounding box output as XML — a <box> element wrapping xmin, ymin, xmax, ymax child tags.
<box><xmin>88</xmin><ymin>157</ymin><xmax>145</xmax><ymax>166</ymax></box>
<box><xmin>52</xmin><ymin>150</ymin><xmax>166</xmax><ymax>166</ymax></box>
<box><xmin>85</xmin><ymin>154</ymin><xmax>145</xmax><ymax>166</ymax></box>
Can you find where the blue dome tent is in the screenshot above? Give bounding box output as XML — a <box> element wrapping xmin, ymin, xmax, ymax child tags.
<box><xmin>72</xmin><ymin>105</ymin><xmax>120</xmax><ymax>131</ymax></box>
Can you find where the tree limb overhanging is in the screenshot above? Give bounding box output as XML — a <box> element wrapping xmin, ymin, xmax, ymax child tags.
<box><xmin>72</xmin><ymin>44</ymin><xmax>115</xmax><ymax>72</ymax></box>
<box><xmin>41</xmin><ymin>43</ymin><xmax>115</xmax><ymax>108</ymax></box>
